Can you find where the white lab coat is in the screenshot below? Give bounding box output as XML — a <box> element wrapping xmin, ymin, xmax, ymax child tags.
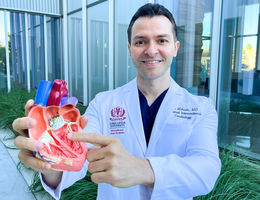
<box><xmin>41</xmin><ymin>78</ymin><xmax>221</xmax><ymax>200</ymax></box>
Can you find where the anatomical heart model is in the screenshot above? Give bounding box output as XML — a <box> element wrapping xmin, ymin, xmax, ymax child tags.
<box><xmin>28</xmin><ymin>80</ymin><xmax>87</xmax><ymax>171</ymax></box>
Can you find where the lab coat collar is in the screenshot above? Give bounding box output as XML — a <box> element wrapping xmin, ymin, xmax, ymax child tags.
<box><xmin>123</xmin><ymin>77</ymin><xmax>183</xmax><ymax>156</ymax></box>
<box><xmin>124</xmin><ymin>78</ymin><xmax>147</xmax><ymax>155</ymax></box>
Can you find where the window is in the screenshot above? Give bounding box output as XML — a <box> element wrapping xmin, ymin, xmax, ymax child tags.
<box><xmin>46</xmin><ymin>17</ymin><xmax>62</xmax><ymax>81</ymax></box>
<box><xmin>10</xmin><ymin>12</ymin><xmax>28</xmax><ymax>89</ymax></box>
<box><xmin>218</xmin><ymin>0</ymin><xmax>260</xmax><ymax>159</ymax></box>
<box><xmin>0</xmin><ymin>11</ymin><xmax>10</xmax><ymax>91</ymax></box>
<box><xmin>68</xmin><ymin>11</ymin><xmax>83</xmax><ymax>102</ymax></box>
<box><xmin>87</xmin><ymin>1</ymin><xmax>109</xmax><ymax>100</ymax></box>
<box><xmin>28</xmin><ymin>14</ymin><xmax>46</xmax><ymax>89</ymax></box>
<box><xmin>68</xmin><ymin>0</ymin><xmax>82</xmax><ymax>13</ymax></box>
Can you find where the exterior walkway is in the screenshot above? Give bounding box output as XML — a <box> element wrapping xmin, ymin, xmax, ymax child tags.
<box><xmin>0</xmin><ymin>129</ymin><xmax>52</xmax><ymax>200</ymax></box>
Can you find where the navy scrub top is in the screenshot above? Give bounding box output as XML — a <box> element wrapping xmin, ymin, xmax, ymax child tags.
<box><xmin>138</xmin><ymin>88</ymin><xmax>169</xmax><ymax>145</ymax></box>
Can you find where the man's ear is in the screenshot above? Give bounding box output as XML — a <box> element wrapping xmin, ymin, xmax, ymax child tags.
<box><xmin>128</xmin><ymin>43</ymin><xmax>132</xmax><ymax>57</ymax></box>
<box><xmin>173</xmin><ymin>41</ymin><xmax>180</xmax><ymax>57</ymax></box>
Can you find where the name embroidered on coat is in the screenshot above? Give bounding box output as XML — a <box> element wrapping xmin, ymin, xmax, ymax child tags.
<box><xmin>172</xmin><ymin>107</ymin><xmax>201</xmax><ymax>120</ymax></box>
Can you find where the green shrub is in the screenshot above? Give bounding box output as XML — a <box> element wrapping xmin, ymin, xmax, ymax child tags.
<box><xmin>60</xmin><ymin>172</ymin><xmax>97</xmax><ymax>200</ymax></box>
<box><xmin>0</xmin><ymin>89</ymin><xmax>36</xmax><ymax>136</ymax></box>
<box><xmin>195</xmin><ymin>149</ymin><xmax>260</xmax><ymax>200</ymax></box>
<box><xmin>29</xmin><ymin>171</ymin><xmax>97</xmax><ymax>200</ymax></box>
<box><xmin>77</xmin><ymin>103</ymin><xmax>88</xmax><ymax>115</ymax></box>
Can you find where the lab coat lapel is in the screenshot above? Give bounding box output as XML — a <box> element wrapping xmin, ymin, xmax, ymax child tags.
<box><xmin>124</xmin><ymin>78</ymin><xmax>146</xmax><ymax>156</ymax></box>
<box><xmin>147</xmin><ymin>78</ymin><xmax>183</xmax><ymax>154</ymax></box>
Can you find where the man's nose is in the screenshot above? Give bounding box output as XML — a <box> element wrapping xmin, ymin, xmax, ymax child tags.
<box><xmin>144</xmin><ymin>42</ymin><xmax>159</xmax><ymax>57</ymax></box>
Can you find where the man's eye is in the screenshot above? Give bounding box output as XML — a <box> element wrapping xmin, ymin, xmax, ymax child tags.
<box><xmin>159</xmin><ymin>39</ymin><xmax>167</xmax><ymax>44</ymax></box>
<box><xmin>135</xmin><ymin>40</ymin><xmax>144</xmax><ymax>45</ymax></box>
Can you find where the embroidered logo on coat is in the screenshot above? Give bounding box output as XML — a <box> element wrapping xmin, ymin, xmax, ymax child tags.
<box><xmin>109</xmin><ymin>107</ymin><xmax>127</xmax><ymax>135</ymax></box>
<box><xmin>110</xmin><ymin>107</ymin><xmax>126</xmax><ymax>121</ymax></box>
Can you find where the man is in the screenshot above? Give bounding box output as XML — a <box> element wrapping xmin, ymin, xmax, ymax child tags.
<box><xmin>13</xmin><ymin>3</ymin><xmax>221</xmax><ymax>200</ymax></box>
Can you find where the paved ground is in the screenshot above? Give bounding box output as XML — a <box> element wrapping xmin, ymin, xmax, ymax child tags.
<box><xmin>0</xmin><ymin>135</ymin><xmax>36</xmax><ymax>199</ymax></box>
<box><xmin>0</xmin><ymin>129</ymin><xmax>53</xmax><ymax>200</ymax></box>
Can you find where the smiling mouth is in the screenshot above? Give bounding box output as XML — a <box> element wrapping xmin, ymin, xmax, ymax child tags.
<box><xmin>141</xmin><ymin>60</ymin><xmax>161</xmax><ymax>64</ymax></box>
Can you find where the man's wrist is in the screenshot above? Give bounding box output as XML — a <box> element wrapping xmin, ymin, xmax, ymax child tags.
<box><xmin>136</xmin><ymin>157</ymin><xmax>155</xmax><ymax>187</ymax></box>
<box><xmin>42</xmin><ymin>170</ymin><xmax>63</xmax><ymax>189</ymax></box>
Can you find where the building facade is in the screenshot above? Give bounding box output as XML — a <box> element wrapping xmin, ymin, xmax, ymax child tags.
<box><xmin>0</xmin><ymin>0</ymin><xmax>259</xmax><ymax>159</ymax></box>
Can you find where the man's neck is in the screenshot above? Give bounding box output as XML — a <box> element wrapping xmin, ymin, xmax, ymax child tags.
<box><xmin>137</xmin><ymin>75</ymin><xmax>170</xmax><ymax>106</ymax></box>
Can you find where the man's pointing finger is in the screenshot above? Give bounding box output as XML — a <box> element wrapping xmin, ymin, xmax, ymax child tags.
<box><xmin>68</xmin><ymin>132</ymin><xmax>115</xmax><ymax>146</ymax></box>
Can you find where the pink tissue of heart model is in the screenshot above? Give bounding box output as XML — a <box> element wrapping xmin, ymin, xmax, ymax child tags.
<box><xmin>28</xmin><ymin>104</ymin><xmax>87</xmax><ymax>171</ymax></box>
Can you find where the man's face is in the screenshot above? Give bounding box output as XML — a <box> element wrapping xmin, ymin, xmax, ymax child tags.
<box><xmin>128</xmin><ymin>16</ymin><xmax>180</xmax><ymax>80</ymax></box>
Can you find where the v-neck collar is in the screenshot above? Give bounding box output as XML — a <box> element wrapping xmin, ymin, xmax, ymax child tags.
<box><xmin>138</xmin><ymin>88</ymin><xmax>169</xmax><ymax>110</ymax></box>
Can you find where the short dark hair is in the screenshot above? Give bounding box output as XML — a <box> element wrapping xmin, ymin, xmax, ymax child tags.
<box><xmin>127</xmin><ymin>3</ymin><xmax>177</xmax><ymax>44</ymax></box>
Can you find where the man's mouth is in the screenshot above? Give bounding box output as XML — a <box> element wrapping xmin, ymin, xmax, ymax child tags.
<box><xmin>141</xmin><ymin>60</ymin><xmax>161</xmax><ymax>64</ymax></box>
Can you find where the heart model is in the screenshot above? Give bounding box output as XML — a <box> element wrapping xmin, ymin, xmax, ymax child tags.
<box><xmin>29</xmin><ymin>104</ymin><xmax>87</xmax><ymax>171</ymax></box>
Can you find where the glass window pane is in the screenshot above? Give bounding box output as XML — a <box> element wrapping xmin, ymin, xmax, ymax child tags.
<box><xmin>9</xmin><ymin>12</ymin><xmax>15</xmax><ymax>88</ymax></box>
<box><xmin>242</xmin><ymin>36</ymin><xmax>257</xmax><ymax>72</ymax></box>
<box><xmin>10</xmin><ymin>12</ymin><xmax>27</xmax><ymax>89</ymax></box>
<box><xmin>243</xmin><ymin>4</ymin><xmax>259</xmax><ymax>35</ymax></box>
<box><xmin>218</xmin><ymin>1</ymin><xmax>260</xmax><ymax>159</ymax></box>
<box><xmin>156</xmin><ymin>0</ymin><xmax>214</xmax><ymax>96</ymax></box>
<box><xmin>87</xmin><ymin>1</ymin><xmax>109</xmax><ymax>100</ymax></box>
<box><xmin>0</xmin><ymin>11</ymin><xmax>7</xmax><ymax>91</ymax></box>
<box><xmin>47</xmin><ymin>18</ymin><xmax>62</xmax><ymax>81</ymax></box>
<box><xmin>0</xmin><ymin>14</ymin><xmax>5</xmax><ymax>90</ymax></box>
<box><xmin>114</xmin><ymin>0</ymin><xmax>147</xmax><ymax>88</ymax></box>
<box><xmin>68</xmin><ymin>0</ymin><xmax>82</xmax><ymax>13</ymax></box>
<box><xmin>87</xmin><ymin>0</ymin><xmax>99</xmax><ymax>5</ymax></box>
<box><xmin>68</xmin><ymin>11</ymin><xmax>83</xmax><ymax>102</ymax></box>
<box><xmin>29</xmin><ymin>14</ymin><xmax>45</xmax><ymax>89</ymax></box>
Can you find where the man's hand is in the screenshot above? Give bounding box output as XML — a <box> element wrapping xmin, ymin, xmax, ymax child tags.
<box><xmin>12</xmin><ymin>99</ymin><xmax>88</xmax><ymax>188</ymax></box>
<box><xmin>68</xmin><ymin>133</ymin><xmax>155</xmax><ymax>188</ymax></box>
<box><xmin>13</xmin><ymin>100</ymin><xmax>52</xmax><ymax>172</ymax></box>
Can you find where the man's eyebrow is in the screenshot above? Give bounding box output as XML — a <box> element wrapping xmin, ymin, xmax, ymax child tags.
<box><xmin>132</xmin><ymin>36</ymin><xmax>146</xmax><ymax>41</ymax></box>
<box><xmin>157</xmin><ymin>34</ymin><xmax>171</xmax><ymax>38</ymax></box>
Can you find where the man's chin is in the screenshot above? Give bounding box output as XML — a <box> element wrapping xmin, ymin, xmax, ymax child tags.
<box><xmin>138</xmin><ymin>72</ymin><xmax>165</xmax><ymax>81</ymax></box>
